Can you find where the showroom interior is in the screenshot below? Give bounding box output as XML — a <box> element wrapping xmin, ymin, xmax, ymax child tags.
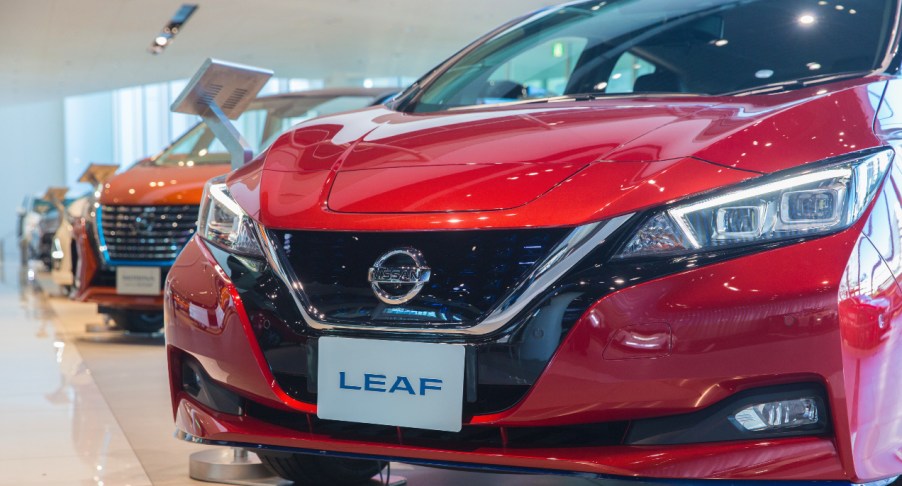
<box><xmin>6</xmin><ymin>0</ymin><xmax>902</xmax><ymax>485</ymax></box>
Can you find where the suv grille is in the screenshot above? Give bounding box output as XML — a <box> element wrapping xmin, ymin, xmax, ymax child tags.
<box><xmin>273</xmin><ymin>229</ymin><xmax>570</xmax><ymax>326</ymax></box>
<box><xmin>99</xmin><ymin>205</ymin><xmax>198</xmax><ymax>262</ymax></box>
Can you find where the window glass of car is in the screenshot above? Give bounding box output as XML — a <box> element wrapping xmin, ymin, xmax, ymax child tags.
<box><xmin>482</xmin><ymin>37</ymin><xmax>588</xmax><ymax>102</ymax></box>
<box><xmin>606</xmin><ymin>53</ymin><xmax>657</xmax><ymax>94</ymax></box>
<box><xmin>408</xmin><ymin>0</ymin><xmax>898</xmax><ymax>112</ymax></box>
<box><xmin>206</xmin><ymin>109</ymin><xmax>268</xmax><ymax>157</ymax></box>
<box><xmin>276</xmin><ymin>96</ymin><xmax>379</xmax><ymax>133</ymax></box>
<box><xmin>153</xmin><ymin>95</ymin><xmax>379</xmax><ymax>166</ymax></box>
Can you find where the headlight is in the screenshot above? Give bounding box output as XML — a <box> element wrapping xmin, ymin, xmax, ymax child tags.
<box><xmin>617</xmin><ymin>149</ymin><xmax>893</xmax><ymax>259</ymax></box>
<box><xmin>198</xmin><ymin>176</ymin><xmax>264</xmax><ymax>258</ymax></box>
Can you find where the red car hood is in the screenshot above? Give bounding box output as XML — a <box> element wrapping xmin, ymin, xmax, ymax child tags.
<box><xmin>100</xmin><ymin>163</ymin><xmax>230</xmax><ymax>206</ymax></box>
<box><xmin>241</xmin><ymin>78</ymin><xmax>885</xmax><ymax>230</ymax></box>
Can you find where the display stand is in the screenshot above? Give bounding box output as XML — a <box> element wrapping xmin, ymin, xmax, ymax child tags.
<box><xmin>188</xmin><ymin>448</ymin><xmax>407</xmax><ymax>485</ymax></box>
<box><xmin>78</xmin><ymin>163</ymin><xmax>119</xmax><ymax>186</ymax></box>
<box><xmin>42</xmin><ymin>187</ymin><xmax>70</xmax><ymax>213</ymax></box>
<box><xmin>188</xmin><ymin>448</ymin><xmax>276</xmax><ymax>484</ymax></box>
<box><xmin>84</xmin><ymin>314</ymin><xmax>117</xmax><ymax>333</ymax></box>
<box><xmin>170</xmin><ymin>58</ymin><xmax>277</xmax><ymax>484</ymax></box>
<box><xmin>170</xmin><ymin>58</ymin><xmax>273</xmax><ymax>170</ymax></box>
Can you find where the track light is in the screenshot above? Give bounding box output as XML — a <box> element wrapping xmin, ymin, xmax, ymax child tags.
<box><xmin>149</xmin><ymin>4</ymin><xmax>198</xmax><ymax>55</ymax></box>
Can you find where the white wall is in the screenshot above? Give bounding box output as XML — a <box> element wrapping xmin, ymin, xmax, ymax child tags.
<box><xmin>0</xmin><ymin>100</ymin><xmax>66</xmax><ymax>260</ymax></box>
<box><xmin>64</xmin><ymin>92</ymin><xmax>115</xmax><ymax>188</ymax></box>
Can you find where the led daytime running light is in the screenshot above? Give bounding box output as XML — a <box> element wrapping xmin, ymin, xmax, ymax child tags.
<box><xmin>669</xmin><ymin>168</ymin><xmax>851</xmax><ymax>249</ymax></box>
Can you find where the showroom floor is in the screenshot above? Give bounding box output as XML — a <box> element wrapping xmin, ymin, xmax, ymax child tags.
<box><xmin>1</xmin><ymin>261</ymin><xmax>622</xmax><ymax>486</ymax></box>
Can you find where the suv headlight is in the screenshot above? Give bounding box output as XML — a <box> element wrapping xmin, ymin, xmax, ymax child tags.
<box><xmin>198</xmin><ymin>176</ymin><xmax>264</xmax><ymax>258</ymax></box>
<box><xmin>617</xmin><ymin>149</ymin><xmax>893</xmax><ymax>259</ymax></box>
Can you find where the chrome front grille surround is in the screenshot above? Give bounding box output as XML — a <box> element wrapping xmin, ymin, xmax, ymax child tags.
<box><xmin>254</xmin><ymin>214</ymin><xmax>633</xmax><ymax>336</ymax></box>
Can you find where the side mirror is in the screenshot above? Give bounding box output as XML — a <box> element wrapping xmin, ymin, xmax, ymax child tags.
<box><xmin>171</xmin><ymin>58</ymin><xmax>273</xmax><ymax>169</ymax></box>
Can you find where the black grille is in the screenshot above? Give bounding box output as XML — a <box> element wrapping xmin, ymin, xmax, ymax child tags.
<box><xmin>100</xmin><ymin>205</ymin><xmax>198</xmax><ymax>262</ymax></box>
<box><xmin>273</xmin><ymin>229</ymin><xmax>571</xmax><ymax>325</ymax></box>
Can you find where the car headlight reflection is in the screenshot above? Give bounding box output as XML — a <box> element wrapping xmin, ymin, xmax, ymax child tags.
<box><xmin>198</xmin><ymin>177</ymin><xmax>264</xmax><ymax>258</ymax></box>
<box><xmin>617</xmin><ymin>149</ymin><xmax>893</xmax><ymax>259</ymax></box>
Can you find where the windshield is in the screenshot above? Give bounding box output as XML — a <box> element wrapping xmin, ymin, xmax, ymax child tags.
<box><xmin>153</xmin><ymin>95</ymin><xmax>377</xmax><ymax>166</ymax></box>
<box><xmin>407</xmin><ymin>0</ymin><xmax>898</xmax><ymax>112</ymax></box>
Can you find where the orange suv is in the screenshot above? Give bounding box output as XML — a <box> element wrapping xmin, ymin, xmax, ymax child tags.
<box><xmin>73</xmin><ymin>89</ymin><xmax>393</xmax><ymax>332</ymax></box>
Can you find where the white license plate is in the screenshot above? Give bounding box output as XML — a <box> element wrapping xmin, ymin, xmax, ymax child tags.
<box><xmin>317</xmin><ymin>337</ymin><xmax>465</xmax><ymax>432</ymax></box>
<box><xmin>116</xmin><ymin>267</ymin><xmax>161</xmax><ymax>295</ymax></box>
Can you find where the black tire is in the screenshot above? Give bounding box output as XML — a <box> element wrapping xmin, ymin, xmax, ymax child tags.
<box><xmin>110</xmin><ymin>310</ymin><xmax>164</xmax><ymax>333</ymax></box>
<box><xmin>257</xmin><ymin>452</ymin><xmax>385</xmax><ymax>485</ymax></box>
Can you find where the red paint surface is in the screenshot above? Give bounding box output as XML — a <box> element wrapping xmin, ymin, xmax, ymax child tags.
<box><xmin>165</xmin><ymin>216</ymin><xmax>896</xmax><ymax>481</ymax></box>
<box><xmin>254</xmin><ymin>158</ymin><xmax>755</xmax><ymax>231</ymax></box>
<box><xmin>164</xmin><ymin>76</ymin><xmax>902</xmax><ymax>482</ymax></box>
<box><xmin>174</xmin><ymin>396</ymin><xmax>844</xmax><ymax>480</ymax></box>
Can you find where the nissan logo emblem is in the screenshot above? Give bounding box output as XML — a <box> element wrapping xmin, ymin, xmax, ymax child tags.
<box><xmin>367</xmin><ymin>248</ymin><xmax>431</xmax><ymax>305</ymax></box>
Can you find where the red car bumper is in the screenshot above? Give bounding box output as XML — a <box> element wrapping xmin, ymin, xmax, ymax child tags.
<box><xmin>164</xmin><ymin>180</ymin><xmax>902</xmax><ymax>485</ymax></box>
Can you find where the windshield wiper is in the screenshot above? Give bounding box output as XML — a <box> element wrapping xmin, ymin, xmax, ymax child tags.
<box><xmin>723</xmin><ymin>71</ymin><xmax>875</xmax><ymax>96</ymax></box>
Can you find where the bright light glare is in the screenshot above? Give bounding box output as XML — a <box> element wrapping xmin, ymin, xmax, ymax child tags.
<box><xmin>798</xmin><ymin>14</ymin><xmax>816</xmax><ymax>24</ymax></box>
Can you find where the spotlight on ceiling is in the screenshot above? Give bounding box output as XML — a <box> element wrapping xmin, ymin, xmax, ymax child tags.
<box><xmin>149</xmin><ymin>4</ymin><xmax>198</xmax><ymax>55</ymax></box>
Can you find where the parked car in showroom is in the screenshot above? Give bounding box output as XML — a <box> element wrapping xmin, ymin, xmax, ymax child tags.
<box><xmin>26</xmin><ymin>187</ymin><xmax>70</xmax><ymax>270</ymax></box>
<box><xmin>51</xmin><ymin>164</ymin><xmax>119</xmax><ymax>295</ymax></box>
<box><xmin>74</xmin><ymin>89</ymin><xmax>395</xmax><ymax>333</ymax></box>
<box><xmin>165</xmin><ymin>0</ymin><xmax>902</xmax><ymax>484</ymax></box>
<box><xmin>16</xmin><ymin>194</ymin><xmax>50</xmax><ymax>265</ymax></box>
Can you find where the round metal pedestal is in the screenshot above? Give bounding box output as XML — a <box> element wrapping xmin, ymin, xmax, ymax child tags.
<box><xmin>189</xmin><ymin>447</ymin><xmax>408</xmax><ymax>485</ymax></box>
<box><xmin>189</xmin><ymin>448</ymin><xmax>274</xmax><ymax>483</ymax></box>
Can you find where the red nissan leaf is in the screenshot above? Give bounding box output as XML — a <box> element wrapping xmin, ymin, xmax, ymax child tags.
<box><xmin>165</xmin><ymin>1</ymin><xmax>902</xmax><ymax>484</ymax></box>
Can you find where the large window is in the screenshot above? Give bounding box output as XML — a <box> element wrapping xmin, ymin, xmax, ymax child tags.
<box><xmin>408</xmin><ymin>0</ymin><xmax>898</xmax><ymax>112</ymax></box>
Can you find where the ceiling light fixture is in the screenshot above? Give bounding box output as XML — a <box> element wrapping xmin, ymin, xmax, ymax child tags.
<box><xmin>149</xmin><ymin>4</ymin><xmax>198</xmax><ymax>55</ymax></box>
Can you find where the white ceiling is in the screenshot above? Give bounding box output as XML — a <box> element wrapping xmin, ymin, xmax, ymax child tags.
<box><xmin>0</xmin><ymin>0</ymin><xmax>558</xmax><ymax>106</ymax></box>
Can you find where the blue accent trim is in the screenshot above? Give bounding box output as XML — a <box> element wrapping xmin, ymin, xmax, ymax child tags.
<box><xmin>96</xmin><ymin>205</ymin><xmax>178</xmax><ymax>268</ymax></box>
<box><xmin>174</xmin><ymin>430</ymin><xmax>863</xmax><ymax>485</ymax></box>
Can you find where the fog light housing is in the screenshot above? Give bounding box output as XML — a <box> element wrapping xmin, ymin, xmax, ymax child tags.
<box><xmin>181</xmin><ymin>357</ymin><xmax>244</xmax><ymax>415</ymax></box>
<box><xmin>625</xmin><ymin>383</ymin><xmax>830</xmax><ymax>445</ymax></box>
<box><xmin>732</xmin><ymin>397</ymin><xmax>819</xmax><ymax>432</ymax></box>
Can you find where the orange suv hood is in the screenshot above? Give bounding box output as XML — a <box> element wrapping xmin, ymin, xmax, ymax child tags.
<box><xmin>100</xmin><ymin>163</ymin><xmax>230</xmax><ymax>206</ymax></box>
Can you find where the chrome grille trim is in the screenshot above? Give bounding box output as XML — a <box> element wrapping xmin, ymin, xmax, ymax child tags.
<box><xmin>254</xmin><ymin>214</ymin><xmax>633</xmax><ymax>336</ymax></box>
<box><xmin>99</xmin><ymin>204</ymin><xmax>198</xmax><ymax>263</ymax></box>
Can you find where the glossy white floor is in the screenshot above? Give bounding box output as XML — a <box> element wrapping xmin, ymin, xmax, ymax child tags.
<box><xmin>2</xmin><ymin>261</ymin><xmax>614</xmax><ymax>486</ymax></box>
